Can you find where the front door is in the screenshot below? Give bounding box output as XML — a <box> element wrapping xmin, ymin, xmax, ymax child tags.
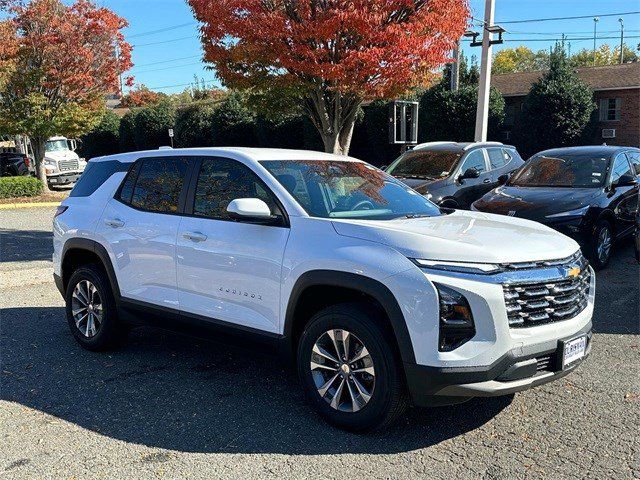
<box><xmin>610</xmin><ymin>153</ymin><xmax>639</xmax><ymax>237</ymax></box>
<box><xmin>176</xmin><ymin>157</ymin><xmax>290</xmax><ymax>333</ymax></box>
<box><xmin>96</xmin><ymin>156</ymin><xmax>191</xmax><ymax>309</ymax></box>
<box><xmin>453</xmin><ymin>149</ymin><xmax>491</xmax><ymax>208</ymax></box>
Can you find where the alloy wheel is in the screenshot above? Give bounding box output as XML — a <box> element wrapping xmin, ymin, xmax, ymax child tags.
<box><xmin>310</xmin><ymin>329</ymin><xmax>375</xmax><ymax>413</ymax></box>
<box><xmin>597</xmin><ymin>227</ymin><xmax>612</xmax><ymax>263</ymax></box>
<box><xmin>71</xmin><ymin>280</ymin><xmax>103</xmax><ymax>338</ymax></box>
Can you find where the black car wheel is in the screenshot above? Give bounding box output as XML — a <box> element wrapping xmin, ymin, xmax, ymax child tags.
<box><xmin>297</xmin><ymin>302</ymin><xmax>408</xmax><ymax>432</ymax></box>
<box><xmin>65</xmin><ymin>264</ymin><xmax>126</xmax><ymax>351</ymax></box>
<box><xmin>588</xmin><ymin>220</ymin><xmax>613</xmax><ymax>270</ymax></box>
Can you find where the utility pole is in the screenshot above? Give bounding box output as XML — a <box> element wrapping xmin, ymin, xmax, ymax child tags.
<box><xmin>115</xmin><ymin>43</ymin><xmax>124</xmax><ymax>97</ymax></box>
<box><xmin>474</xmin><ymin>0</ymin><xmax>495</xmax><ymax>142</ymax></box>
<box><xmin>619</xmin><ymin>18</ymin><xmax>625</xmax><ymax>64</ymax></box>
<box><xmin>450</xmin><ymin>42</ymin><xmax>460</xmax><ymax>92</ymax></box>
<box><xmin>593</xmin><ymin>17</ymin><xmax>599</xmax><ymax>66</ymax></box>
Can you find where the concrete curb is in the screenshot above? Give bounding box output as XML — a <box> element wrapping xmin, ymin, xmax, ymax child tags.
<box><xmin>0</xmin><ymin>201</ymin><xmax>61</xmax><ymax>210</ymax></box>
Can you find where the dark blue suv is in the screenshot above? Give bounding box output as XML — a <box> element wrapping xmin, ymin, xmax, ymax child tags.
<box><xmin>385</xmin><ymin>141</ymin><xmax>525</xmax><ymax>209</ymax></box>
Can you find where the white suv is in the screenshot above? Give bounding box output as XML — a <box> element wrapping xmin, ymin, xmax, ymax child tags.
<box><xmin>53</xmin><ymin>148</ymin><xmax>594</xmax><ymax>431</ymax></box>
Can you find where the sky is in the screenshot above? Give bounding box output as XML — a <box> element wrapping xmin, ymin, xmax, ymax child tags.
<box><xmin>94</xmin><ymin>0</ymin><xmax>640</xmax><ymax>94</ymax></box>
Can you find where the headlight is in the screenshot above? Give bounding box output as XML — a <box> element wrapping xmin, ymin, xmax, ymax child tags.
<box><xmin>434</xmin><ymin>283</ymin><xmax>475</xmax><ymax>352</ymax></box>
<box><xmin>44</xmin><ymin>159</ymin><xmax>56</xmax><ymax>166</ymax></box>
<box><xmin>546</xmin><ymin>206</ymin><xmax>590</xmax><ymax>219</ymax></box>
<box><xmin>413</xmin><ymin>258</ymin><xmax>501</xmax><ymax>275</ymax></box>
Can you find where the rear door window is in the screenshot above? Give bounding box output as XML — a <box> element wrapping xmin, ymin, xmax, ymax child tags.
<box><xmin>610</xmin><ymin>154</ymin><xmax>633</xmax><ymax>184</ymax></box>
<box><xmin>487</xmin><ymin>148</ymin><xmax>508</xmax><ymax>170</ymax></box>
<box><xmin>117</xmin><ymin>157</ymin><xmax>190</xmax><ymax>213</ymax></box>
<box><xmin>626</xmin><ymin>152</ymin><xmax>640</xmax><ymax>175</ymax></box>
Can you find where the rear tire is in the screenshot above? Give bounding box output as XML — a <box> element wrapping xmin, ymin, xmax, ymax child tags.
<box><xmin>297</xmin><ymin>302</ymin><xmax>408</xmax><ymax>432</ymax></box>
<box><xmin>587</xmin><ymin>220</ymin><xmax>613</xmax><ymax>270</ymax></box>
<box><xmin>65</xmin><ymin>264</ymin><xmax>126</xmax><ymax>351</ymax></box>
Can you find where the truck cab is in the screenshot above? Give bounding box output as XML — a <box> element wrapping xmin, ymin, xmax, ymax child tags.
<box><xmin>43</xmin><ymin>136</ymin><xmax>86</xmax><ymax>187</ymax></box>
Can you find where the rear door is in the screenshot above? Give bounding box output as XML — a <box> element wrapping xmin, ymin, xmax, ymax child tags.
<box><xmin>453</xmin><ymin>149</ymin><xmax>490</xmax><ymax>208</ymax></box>
<box><xmin>96</xmin><ymin>156</ymin><xmax>192</xmax><ymax>309</ymax></box>
<box><xmin>176</xmin><ymin>156</ymin><xmax>290</xmax><ymax>333</ymax></box>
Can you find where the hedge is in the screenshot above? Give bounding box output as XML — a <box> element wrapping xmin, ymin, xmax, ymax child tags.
<box><xmin>0</xmin><ymin>176</ymin><xmax>44</xmax><ymax>198</ymax></box>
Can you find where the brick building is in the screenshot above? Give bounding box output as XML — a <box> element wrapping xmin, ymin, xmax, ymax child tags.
<box><xmin>492</xmin><ymin>63</ymin><xmax>640</xmax><ymax>147</ymax></box>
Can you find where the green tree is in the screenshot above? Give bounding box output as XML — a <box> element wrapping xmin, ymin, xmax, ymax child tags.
<box><xmin>174</xmin><ymin>101</ymin><xmax>217</xmax><ymax>148</ymax></box>
<box><xmin>512</xmin><ymin>47</ymin><xmax>595</xmax><ymax>156</ymax></box>
<box><xmin>118</xmin><ymin>110</ymin><xmax>138</xmax><ymax>152</ymax></box>
<box><xmin>133</xmin><ymin>99</ymin><xmax>176</xmax><ymax>150</ymax></box>
<box><xmin>569</xmin><ymin>44</ymin><xmax>638</xmax><ymax>67</ymax></box>
<box><xmin>78</xmin><ymin>110</ymin><xmax>121</xmax><ymax>159</ymax></box>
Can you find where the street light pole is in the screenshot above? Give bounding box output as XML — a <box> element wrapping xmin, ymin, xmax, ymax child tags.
<box><xmin>593</xmin><ymin>17</ymin><xmax>599</xmax><ymax>66</ymax></box>
<box><xmin>619</xmin><ymin>18</ymin><xmax>625</xmax><ymax>64</ymax></box>
<box><xmin>474</xmin><ymin>0</ymin><xmax>495</xmax><ymax>142</ymax></box>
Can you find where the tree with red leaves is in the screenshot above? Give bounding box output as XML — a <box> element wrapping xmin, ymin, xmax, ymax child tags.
<box><xmin>188</xmin><ymin>0</ymin><xmax>469</xmax><ymax>155</ymax></box>
<box><xmin>0</xmin><ymin>0</ymin><xmax>133</xmax><ymax>189</ymax></box>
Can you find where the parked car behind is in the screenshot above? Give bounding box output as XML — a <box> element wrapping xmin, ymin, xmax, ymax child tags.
<box><xmin>0</xmin><ymin>151</ymin><xmax>31</xmax><ymax>177</ymax></box>
<box><xmin>385</xmin><ymin>141</ymin><xmax>525</xmax><ymax>209</ymax></box>
<box><xmin>472</xmin><ymin>146</ymin><xmax>640</xmax><ymax>269</ymax></box>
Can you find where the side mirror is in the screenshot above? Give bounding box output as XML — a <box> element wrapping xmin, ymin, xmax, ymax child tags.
<box><xmin>498</xmin><ymin>173</ymin><xmax>509</xmax><ymax>185</ymax></box>
<box><xmin>614</xmin><ymin>173</ymin><xmax>638</xmax><ymax>187</ymax></box>
<box><xmin>459</xmin><ymin>167</ymin><xmax>480</xmax><ymax>182</ymax></box>
<box><xmin>227</xmin><ymin>198</ymin><xmax>277</xmax><ymax>224</ymax></box>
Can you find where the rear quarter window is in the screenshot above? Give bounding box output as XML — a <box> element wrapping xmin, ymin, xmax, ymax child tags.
<box><xmin>69</xmin><ymin>160</ymin><xmax>131</xmax><ymax>197</ymax></box>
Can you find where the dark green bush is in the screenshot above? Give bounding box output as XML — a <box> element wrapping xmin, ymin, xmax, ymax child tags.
<box><xmin>118</xmin><ymin>110</ymin><xmax>138</xmax><ymax>152</ymax></box>
<box><xmin>0</xmin><ymin>176</ymin><xmax>44</xmax><ymax>198</ymax></box>
<box><xmin>133</xmin><ymin>99</ymin><xmax>177</xmax><ymax>150</ymax></box>
<box><xmin>174</xmin><ymin>101</ymin><xmax>217</xmax><ymax>148</ymax></box>
<box><xmin>79</xmin><ymin>110</ymin><xmax>121</xmax><ymax>159</ymax></box>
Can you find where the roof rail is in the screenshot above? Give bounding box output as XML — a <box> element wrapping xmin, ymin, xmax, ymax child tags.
<box><xmin>462</xmin><ymin>141</ymin><xmax>503</xmax><ymax>151</ymax></box>
<box><xmin>413</xmin><ymin>141</ymin><xmax>457</xmax><ymax>149</ymax></box>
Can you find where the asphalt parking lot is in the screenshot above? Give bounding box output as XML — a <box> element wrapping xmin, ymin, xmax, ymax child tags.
<box><xmin>1</xmin><ymin>207</ymin><xmax>638</xmax><ymax>479</ymax></box>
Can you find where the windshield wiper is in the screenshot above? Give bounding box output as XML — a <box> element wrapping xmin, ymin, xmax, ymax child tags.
<box><xmin>397</xmin><ymin>174</ymin><xmax>434</xmax><ymax>180</ymax></box>
<box><xmin>401</xmin><ymin>213</ymin><xmax>433</xmax><ymax>219</ymax></box>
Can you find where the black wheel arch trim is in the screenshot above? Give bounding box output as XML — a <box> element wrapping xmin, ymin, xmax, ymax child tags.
<box><xmin>60</xmin><ymin>238</ymin><xmax>121</xmax><ymax>301</ymax></box>
<box><xmin>282</xmin><ymin>270</ymin><xmax>416</xmax><ymax>364</ymax></box>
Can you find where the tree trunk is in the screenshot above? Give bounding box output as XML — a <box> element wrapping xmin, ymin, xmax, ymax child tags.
<box><xmin>304</xmin><ymin>88</ymin><xmax>362</xmax><ymax>156</ymax></box>
<box><xmin>32</xmin><ymin>137</ymin><xmax>51</xmax><ymax>193</ymax></box>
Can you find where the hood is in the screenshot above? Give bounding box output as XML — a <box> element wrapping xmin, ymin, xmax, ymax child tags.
<box><xmin>331</xmin><ymin>209</ymin><xmax>579</xmax><ymax>264</ymax></box>
<box><xmin>395</xmin><ymin>176</ymin><xmax>447</xmax><ymax>195</ymax></box>
<box><xmin>474</xmin><ymin>186</ymin><xmax>601</xmax><ymax>222</ymax></box>
<box><xmin>45</xmin><ymin>150</ymin><xmax>79</xmax><ymax>162</ymax></box>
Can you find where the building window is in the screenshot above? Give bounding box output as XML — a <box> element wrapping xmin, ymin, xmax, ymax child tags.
<box><xmin>599</xmin><ymin>98</ymin><xmax>621</xmax><ymax>121</ymax></box>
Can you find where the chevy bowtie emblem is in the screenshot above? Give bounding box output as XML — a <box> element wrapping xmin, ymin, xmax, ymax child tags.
<box><xmin>567</xmin><ymin>266</ymin><xmax>581</xmax><ymax>278</ymax></box>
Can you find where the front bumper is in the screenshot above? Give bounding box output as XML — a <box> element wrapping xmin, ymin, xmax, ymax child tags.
<box><xmin>405</xmin><ymin>323</ymin><xmax>592</xmax><ymax>407</ymax></box>
<box><xmin>47</xmin><ymin>172</ymin><xmax>81</xmax><ymax>185</ymax></box>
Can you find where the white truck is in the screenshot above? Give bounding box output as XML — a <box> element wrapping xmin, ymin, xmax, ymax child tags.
<box><xmin>41</xmin><ymin>136</ymin><xmax>87</xmax><ymax>187</ymax></box>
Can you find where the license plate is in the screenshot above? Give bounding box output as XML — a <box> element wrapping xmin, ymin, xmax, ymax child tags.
<box><xmin>562</xmin><ymin>335</ymin><xmax>587</xmax><ymax>368</ymax></box>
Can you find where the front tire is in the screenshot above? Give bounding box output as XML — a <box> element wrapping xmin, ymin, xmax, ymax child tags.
<box><xmin>297</xmin><ymin>303</ymin><xmax>408</xmax><ymax>432</ymax></box>
<box><xmin>588</xmin><ymin>220</ymin><xmax>613</xmax><ymax>270</ymax></box>
<box><xmin>65</xmin><ymin>264</ymin><xmax>125</xmax><ymax>351</ymax></box>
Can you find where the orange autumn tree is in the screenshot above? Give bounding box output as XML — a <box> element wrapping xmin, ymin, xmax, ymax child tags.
<box><xmin>188</xmin><ymin>0</ymin><xmax>469</xmax><ymax>155</ymax></box>
<box><xmin>0</xmin><ymin>0</ymin><xmax>132</xmax><ymax>189</ymax></box>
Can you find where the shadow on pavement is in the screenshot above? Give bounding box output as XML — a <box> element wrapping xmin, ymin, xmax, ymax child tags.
<box><xmin>1</xmin><ymin>306</ymin><xmax>512</xmax><ymax>455</ymax></box>
<box><xmin>0</xmin><ymin>229</ymin><xmax>53</xmax><ymax>263</ymax></box>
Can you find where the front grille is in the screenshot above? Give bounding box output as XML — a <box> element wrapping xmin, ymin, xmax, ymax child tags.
<box><xmin>503</xmin><ymin>260</ymin><xmax>590</xmax><ymax>328</ymax></box>
<box><xmin>59</xmin><ymin>159</ymin><xmax>79</xmax><ymax>171</ymax></box>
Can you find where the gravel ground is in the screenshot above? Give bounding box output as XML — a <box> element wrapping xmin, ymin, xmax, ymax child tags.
<box><xmin>1</xmin><ymin>207</ymin><xmax>638</xmax><ymax>479</ymax></box>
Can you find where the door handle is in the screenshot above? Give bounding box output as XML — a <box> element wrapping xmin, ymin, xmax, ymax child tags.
<box><xmin>182</xmin><ymin>231</ymin><xmax>207</xmax><ymax>242</ymax></box>
<box><xmin>104</xmin><ymin>218</ymin><xmax>125</xmax><ymax>228</ymax></box>
<box><xmin>483</xmin><ymin>178</ymin><xmax>491</xmax><ymax>184</ymax></box>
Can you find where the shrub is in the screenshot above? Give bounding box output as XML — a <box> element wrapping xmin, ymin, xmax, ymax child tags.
<box><xmin>512</xmin><ymin>47</ymin><xmax>595</xmax><ymax>157</ymax></box>
<box><xmin>118</xmin><ymin>110</ymin><xmax>138</xmax><ymax>152</ymax></box>
<box><xmin>78</xmin><ymin>110</ymin><xmax>121</xmax><ymax>159</ymax></box>
<box><xmin>133</xmin><ymin>99</ymin><xmax>176</xmax><ymax>150</ymax></box>
<box><xmin>174</xmin><ymin>101</ymin><xmax>217</xmax><ymax>148</ymax></box>
<box><xmin>0</xmin><ymin>176</ymin><xmax>44</xmax><ymax>198</ymax></box>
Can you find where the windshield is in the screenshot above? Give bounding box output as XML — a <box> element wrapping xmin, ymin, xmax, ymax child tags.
<box><xmin>261</xmin><ymin>160</ymin><xmax>442</xmax><ymax>220</ymax></box>
<box><xmin>509</xmin><ymin>153</ymin><xmax>610</xmax><ymax>188</ymax></box>
<box><xmin>385</xmin><ymin>149</ymin><xmax>461</xmax><ymax>179</ymax></box>
<box><xmin>45</xmin><ymin>139</ymin><xmax>69</xmax><ymax>152</ymax></box>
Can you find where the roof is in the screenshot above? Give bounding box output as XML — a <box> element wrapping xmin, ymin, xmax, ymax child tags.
<box><xmin>91</xmin><ymin>147</ymin><xmax>361</xmax><ymax>164</ymax></box>
<box><xmin>492</xmin><ymin>63</ymin><xmax>640</xmax><ymax>97</ymax></box>
<box><xmin>535</xmin><ymin>145</ymin><xmax>639</xmax><ymax>158</ymax></box>
<box><xmin>413</xmin><ymin>141</ymin><xmax>511</xmax><ymax>152</ymax></box>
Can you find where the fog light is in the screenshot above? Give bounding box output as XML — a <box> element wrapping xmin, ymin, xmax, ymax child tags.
<box><xmin>434</xmin><ymin>283</ymin><xmax>475</xmax><ymax>352</ymax></box>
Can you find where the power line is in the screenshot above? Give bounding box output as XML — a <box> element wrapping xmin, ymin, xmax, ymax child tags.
<box><xmin>126</xmin><ymin>22</ymin><xmax>197</xmax><ymax>39</ymax></box>
<box><xmin>461</xmin><ymin>35</ymin><xmax>640</xmax><ymax>43</ymax></box>
<box><xmin>133</xmin><ymin>62</ymin><xmax>205</xmax><ymax>74</ymax></box>
<box><xmin>132</xmin><ymin>55</ymin><xmax>202</xmax><ymax>69</ymax></box>
<box><xmin>132</xmin><ymin>35</ymin><xmax>198</xmax><ymax>48</ymax></box>
<box><xmin>498</xmin><ymin>11</ymin><xmax>640</xmax><ymax>25</ymax></box>
<box><xmin>146</xmin><ymin>79</ymin><xmax>218</xmax><ymax>91</ymax></box>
